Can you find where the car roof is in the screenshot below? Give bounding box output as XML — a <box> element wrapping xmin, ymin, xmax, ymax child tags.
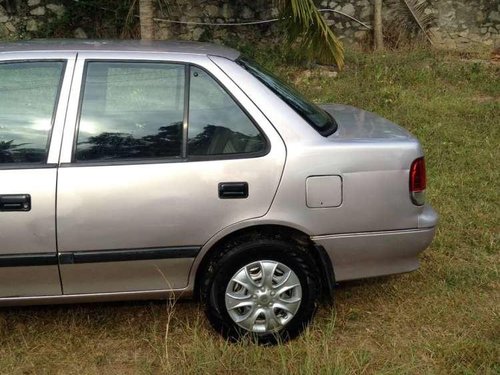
<box><xmin>0</xmin><ymin>39</ymin><xmax>241</xmax><ymax>60</ymax></box>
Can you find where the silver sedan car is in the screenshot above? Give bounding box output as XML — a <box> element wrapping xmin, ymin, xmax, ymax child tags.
<box><xmin>0</xmin><ymin>40</ymin><xmax>437</xmax><ymax>343</ymax></box>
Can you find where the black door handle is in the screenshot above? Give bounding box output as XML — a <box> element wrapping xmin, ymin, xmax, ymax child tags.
<box><xmin>218</xmin><ymin>182</ymin><xmax>248</xmax><ymax>199</ymax></box>
<box><xmin>0</xmin><ymin>194</ymin><xmax>31</xmax><ymax>211</ymax></box>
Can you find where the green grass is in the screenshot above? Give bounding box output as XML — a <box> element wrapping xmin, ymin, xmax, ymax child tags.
<box><xmin>0</xmin><ymin>48</ymin><xmax>499</xmax><ymax>374</ymax></box>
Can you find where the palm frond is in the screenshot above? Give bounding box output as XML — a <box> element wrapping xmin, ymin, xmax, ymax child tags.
<box><xmin>275</xmin><ymin>0</ymin><xmax>344</xmax><ymax>69</ymax></box>
<box><xmin>396</xmin><ymin>0</ymin><xmax>435</xmax><ymax>44</ymax></box>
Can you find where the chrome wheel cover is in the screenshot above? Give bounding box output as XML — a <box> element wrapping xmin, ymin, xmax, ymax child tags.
<box><xmin>225</xmin><ymin>260</ymin><xmax>302</xmax><ymax>333</ymax></box>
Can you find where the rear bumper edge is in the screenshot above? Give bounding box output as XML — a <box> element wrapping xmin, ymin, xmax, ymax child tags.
<box><xmin>311</xmin><ymin>227</ymin><xmax>436</xmax><ymax>282</ymax></box>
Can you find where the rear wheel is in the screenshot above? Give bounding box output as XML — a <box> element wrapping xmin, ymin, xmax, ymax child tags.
<box><xmin>201</xmin><ymin>239</ymin><xmax>320</xmax><ymax>344</ymax></box>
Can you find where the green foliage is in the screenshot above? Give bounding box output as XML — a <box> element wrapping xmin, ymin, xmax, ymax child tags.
<box><xmin>385</xmin><ymin>0</ymin><xmax>435</xmax><ymax>48</ymax></box>
<box><xmin>36</xmin><ymin>0</ymin><xmax>138</xmax><ymax>38</ymax></box>
<box><xmin>399</xmin><ymin>0</ymin><xmax>435</xmax><ymax>41</ymax></box>
<box><xmin>276</xmin><ymin>0</ymin><xmax>345</xmax><ymax>69</ymax></box>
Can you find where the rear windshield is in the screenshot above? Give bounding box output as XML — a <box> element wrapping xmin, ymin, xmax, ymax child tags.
<box><xmin>236</xmin><ymin>58</ymin><xmax>337</xmax><ymax>136</ymax></box>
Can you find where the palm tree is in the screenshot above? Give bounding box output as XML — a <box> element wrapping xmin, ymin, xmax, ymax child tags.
<box><xmin>138</xmin><ymin>0</ymin><xmax>344</xmax><ymax>69</ymax></box>
<box><xmin>139</xmin><ymin>0</ymin><xmax>155</xmax><ymax>39</ymax></box>
<box><xmin>374</xmin><ymin>0</ymin><xmax>384</xmax><ymax>50</ymax></box>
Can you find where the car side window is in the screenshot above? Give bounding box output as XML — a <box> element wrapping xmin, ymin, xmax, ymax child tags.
<box><xmin>188</xmin><ymin>66</ymin><xmax>266</xmax><ymax>156</ymax></box>
<box><xmin>75</xmin><ymin>62</ymin><xmax>185</xmax><ymax>162</ymax></box>
<box><xmin>0</xmin><ymin>61</ymin><xmax>64</xmax><ymax>165</ymax></box>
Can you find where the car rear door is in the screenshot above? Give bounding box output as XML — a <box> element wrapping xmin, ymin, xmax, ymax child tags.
<box><xmin>56</xmin><ymin>52</ymin><xmax>286</xmax><ymax>295</ymax></box>
<box><xmin>0</xmin><ymin>52</ymin><xmax>75</xmax><ymax>298</ymax></box>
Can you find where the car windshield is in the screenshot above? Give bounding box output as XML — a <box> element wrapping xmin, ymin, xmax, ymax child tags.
<box><xmin>236</xmin><ymin>58</ymin><xmax>337</xmax><ymax>136</ymax></box>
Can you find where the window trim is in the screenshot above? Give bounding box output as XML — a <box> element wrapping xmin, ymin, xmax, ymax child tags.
<box><xmin>0</xmin><ymin>59</ymin><xmax>67</xmax><ymax>169</ymax></box>
<box><xmin>181</xmin><ymin>63</ymin><xmax>190</xmax><ymax>159</ymax></box>
<box><xmin>69</xmin><ymin>59</ymin><xmax>270</xmax><ymax>166</ymax></box>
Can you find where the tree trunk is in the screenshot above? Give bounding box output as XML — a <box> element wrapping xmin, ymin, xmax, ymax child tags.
<box><xmin>374</xmin><ymin>0</ymin><xmax>384</xmax><ymax>51</ymax></box>
<box><xmin>139</xmin><ymin>0</ymin><xmax>155</xmax><ymax>40</ymax></box>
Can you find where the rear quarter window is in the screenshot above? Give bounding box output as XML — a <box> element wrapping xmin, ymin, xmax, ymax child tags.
<box><xmin>188</xmin><ymin>66</ymin><xmax>266</xmax><ymax>156</ymax></box>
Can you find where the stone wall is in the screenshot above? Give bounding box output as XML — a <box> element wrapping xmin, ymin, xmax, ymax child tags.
<box><xmin>154</xmin><ymin>0</ymin><xmax>280</xmax><ymax>44</ymax></box>
<box><xmin>0</xmin><ymin>0</ymin><xmax>498</xmax><ymax>51</ymax></box>
<box><xmin>430</xmin><ymin>0</ymin><xmax>500</xmax><ymax>49</ymax></box>
<box><xmin>0</xmin><ymin>0</ymin><xmax>65</xmax><ymax>38</ymax></box>
<box><xmin>319</xmin><ymin>0</ymin><xmax>499</xmax><ymax>49</ymax></box>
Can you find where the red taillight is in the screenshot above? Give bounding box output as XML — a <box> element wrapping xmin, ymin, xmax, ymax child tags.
<box><xmin>410</xmin><ymin>157</ymin><xmax>426</xmax><ymax>205</ymax></box>
<box><xmin>410</xmin><ymin>157</ymin><xmax>426</xmax><ymax>192</ymax></box>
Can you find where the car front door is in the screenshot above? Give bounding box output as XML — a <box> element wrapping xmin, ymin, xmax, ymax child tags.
<box><xmin>0</xmin><ymin>53</ymin><xmax>75</xmax><ymax>298</ymax></box>
<box><xmin>56</xmin><ymin>52</ymin><xmax>286</xmax><ymax>295</ymax></box>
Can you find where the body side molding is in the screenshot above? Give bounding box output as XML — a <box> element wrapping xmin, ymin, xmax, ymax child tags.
<box><xmin>0</xmin><ymin>247</ymin><xmax>200</xmax><ymax>267</ymax></box>
<box><xmin>0</xmin><ymin>253</ymin><xmax>57</xmax><ymax>267</ymax></box>
<box><xmin>58</xmin><ymin>246</ymin><xmax>201</xmax><ymax>264</ymax></box>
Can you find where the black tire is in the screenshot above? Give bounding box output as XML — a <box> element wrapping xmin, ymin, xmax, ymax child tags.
<box><xmin>200</xmin><ymin>238</ymin><xmax>320</xmax><ymax>344</ymax></box>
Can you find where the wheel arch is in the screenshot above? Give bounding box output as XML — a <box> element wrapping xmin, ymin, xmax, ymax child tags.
<box><xmin>192</xmin><ymin>223</ymin><xmax>335</xmax><ymax>302</ymax></box>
